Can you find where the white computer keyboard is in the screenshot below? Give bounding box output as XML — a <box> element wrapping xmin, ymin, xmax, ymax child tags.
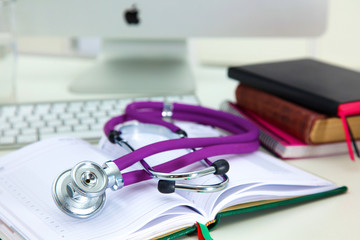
<box><xmin>0</xmin><ymin>95</ymin><xmax>199</xmax><ymax>149</ymax></box>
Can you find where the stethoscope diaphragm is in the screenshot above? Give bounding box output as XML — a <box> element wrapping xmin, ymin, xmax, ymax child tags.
<box><xmin>52</xmin><ymin>164</ymin><xmax>107</xmax><ymax>218</ymax></box>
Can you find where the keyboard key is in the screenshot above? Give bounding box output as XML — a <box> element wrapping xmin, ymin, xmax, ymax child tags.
<box><xmin>76</xmin><ymin>112</ymin><xmax>90</xmax><ymax>119</ymax></box>
<box><xmin>116</xmin><ymin>98</ymin><xmax>132</xmax><ymax>106</ymax></box>
<box><xmin>21</xmin><ymin>128</ymin><xmax>37</xmax><ymax>135</ymax></box>
<box><xmin>17</xmin><ymin>134</ymin><xmax>38</xmax><ymax>144</ymax></box>
<box><xmin>93</xmin><ymin>111</ymin><xmax>107</xmax><ymax>118</ymax></box>
<box><xmin>34</xmin><ymin>104</ymin><xmax>50</xmax><ymax>114</ymax></box>
<box><xmin>67</xmin><ymin>103</ymin><xmax>83</xmax><ymax>112</ymax></box>
<box><xmin>84</xmin><ymin>106</ymin><xmax>98</xmax><ymax>113</ymax></box>
<box><xmin>1</xmin><ymin>106</ymin><xmax>16</xmax><ymax>117</ymax></box>
<box><xmin>3</xmin><ymin>129</ymin><xmax>19</xmax><ymax>137</ymax></box>
<box><xmin>96</xmin><ymin>117</ymin><xmax>109</xmax><ymax>126</ymax></box>
<box><xmin>30</xmin><ymin>120</ymin><xmax>45</xmax><ymax>128</ymax></box>
<box><xmin>12</xmin><ymin>121</ymin><xmax>28</xmax><ymax>129</ymax></box>
<box><xmin>74</xmin><ymin>125</ymin><xmax>88</xmax><ymax>132</ymax></box>
<box><xmin>17</xmin><ymin>105</ymin><xmax>34</xmax><ymax>115</ymax></box>
<box><xmin>68</xmin><ymin>102</ymin><xmax>84</xmax><ymax>108</ymax></box>
<box><xmin>107</xmin><ymin>110</ymin><xmax>120</xmax><ymax>117</ymax></box>
<box><xmin>43</xmin><ymin>114</ymin><xmax>58</xmax><ymax>121</ymax></box>
<box><xmin>47</xmin><ymin>120</ymin><xmax>62</xmax><ymax>127</ymax></box>
<box><xmin>26</xmin><ymin>115</ymin><xmax>41</xmax><ymax>122</ymax></box>
<box><xmin>100</xmin><ymin>103</ymin><xmax>114</xmax><ymax>111</ymax></box>
<box><xmin>10</xmin><ymin>116</ymin><xmax>24</xmax><ymax>122</ymax></box>
<box><xmin>59</xmin><ymin>113</ymin><xmax>74</xmax><ymax>120</ymax></box>
<box><xmin>56</xmin><ymin>126</ymin><xmax>72</xmax><ymax>133</ymax></box>
<box><xmin>90</xmin><ymin>123</ymin><xmax>103</xmax><ymax>131</ymax></box>
<box><xmin>81</xmin><ymin>118</ymin><xmax>96</xmax><ymax>125</ymax></box>
<box><xmin>51</xmin><ymin>103</ymin><xmax>67</xmax><ymax>114</ymax></box>
<box><xmin>39</xmin><ymin>127</ymin><xmax>55</xmax><ymax>135</ymax></box>
<box><xmin>64</xmin><ymin>119</ymin><xmax>79</xmax><ymax>126</ymax></box>
<box><xmin>0</xmin><ymin>116</ymin><xmax>7</xmax><ymax>123</ymax></box>
<box><xmin>0</xmin><ymin>123</ymin><xmax>11</xmax><ymax>130</ymax></box>
<box><xmin>0</xmin><ymin>136</ymin><xmax>15</xmax><ymax>144</ymax></box>
<box><xmin>51</xmin><ymin>107</ymin><xmax>66</xmax><ymax>114</ymax></box>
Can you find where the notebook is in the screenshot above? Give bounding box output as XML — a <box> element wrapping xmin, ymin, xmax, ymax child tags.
<box><xmin>221</xmin><ymin>101</ymin><xmax>357</xmax><ymax>159</ymax></box>
<box><xmin>228</xmin><ymin>58</ymin><xmax>360</xmax><ymax>160</ymax></box>
<box><xmin>0</xmin><ymin>122</ymin><xmax>347</xmax><ymax>239</ymax></box>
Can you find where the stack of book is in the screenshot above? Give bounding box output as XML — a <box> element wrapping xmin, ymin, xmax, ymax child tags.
<box><xmin>225</xmin><ymin>59</ymin><xmax>360</xmax><ymax>159</ymax></box>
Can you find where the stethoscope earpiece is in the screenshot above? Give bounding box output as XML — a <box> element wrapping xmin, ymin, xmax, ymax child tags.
<box><xmin>158</xmin><ymin>180</ymin><xmax>176</xmax><ymax>194</ymax></box>
<box><xmin>212</xmin><ymin>159</ymin><xmax>230</xmax><ymax>175</ymax></box>
<box><xmin>157</xmin><ymin>159</ymin><xmax>230</xmax><ymax>194</ymax></box>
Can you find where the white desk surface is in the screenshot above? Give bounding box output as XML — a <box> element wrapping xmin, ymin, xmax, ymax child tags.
<box><xmin>1</xmin><ymin>55</ymin><xmax>359</xmax><ymax>240</ymax></box>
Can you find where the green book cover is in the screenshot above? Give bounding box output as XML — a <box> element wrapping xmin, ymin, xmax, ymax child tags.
<box><xmin>160</xmin><ymin>186</ymin><xmax>347</xmax><ymax>240</ymax></box>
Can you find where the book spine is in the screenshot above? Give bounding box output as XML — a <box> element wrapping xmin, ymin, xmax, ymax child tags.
<box><xmin>235</xmin><ymin>84</ymin><xmax>326</xmax><ymax>144</ymax></box>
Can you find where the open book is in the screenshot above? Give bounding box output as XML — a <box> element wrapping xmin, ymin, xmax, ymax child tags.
<box><xmin>0</xmin><ymin>122</ymin><xmax>346</xmax><ymax>240</ymax></box>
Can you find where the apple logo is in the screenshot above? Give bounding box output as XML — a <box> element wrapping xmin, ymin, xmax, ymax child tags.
<box><xmin>124</xmin><ymin>5</ymin><xmax>140</xmax><ymax>25</ymax></box>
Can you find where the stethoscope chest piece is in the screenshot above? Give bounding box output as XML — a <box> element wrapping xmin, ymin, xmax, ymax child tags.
<box><xmin>52</xmin><ymin>161</ymin><xmax>108</xmax><ymax>218</ymax></box>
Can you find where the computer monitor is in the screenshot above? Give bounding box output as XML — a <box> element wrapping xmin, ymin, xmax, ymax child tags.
<box><xmin>14</xmin><ymin>0</ymin><xmax>329</xmax><ymax>96</ymax></box>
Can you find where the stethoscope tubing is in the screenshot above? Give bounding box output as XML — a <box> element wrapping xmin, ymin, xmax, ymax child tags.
<box><xmin>122</xmin><ymin>110</ymin><xmax>249</xmax><ymax>135</ymax></box>
<box><xmin>125</xmin><ymin>101</ymin><xmax>257</xmax><ymax>134</ymax></box>
<box><xmin>105</xmin><ymin>102</ymin><xmax>258</xmax><ymax>135</ymax></box>
<box><xmin>104</xmin><ymin>101</ymin><xmax>259</xmax><ymax>178</ymax></box>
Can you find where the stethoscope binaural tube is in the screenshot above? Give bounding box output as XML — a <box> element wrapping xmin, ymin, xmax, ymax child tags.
<box><xmin>111</xmin><ymin>126</ymin><xmax>231</xmax><ymax>194</ymax></box>
<box><xmin>52</xmin><ymin>101</ymin><xmax>260</xmax><ymax>218</ymax></box>
<box><xmin>106</xmin><ymin>102</ymin><xmax>259</xmax><ymax>171</ymax></box>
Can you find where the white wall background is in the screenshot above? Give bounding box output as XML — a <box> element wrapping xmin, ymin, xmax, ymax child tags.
<box><xmin>194</xmin><ymin>0</ymin><xmax>360</xmax><ymax>69</ymax></box>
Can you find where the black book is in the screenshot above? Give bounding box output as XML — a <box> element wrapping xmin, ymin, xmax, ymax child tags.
<box><xmin>228</xmin><ymin>58</ymin><xmax>360</xmax><ymax>116</ymax></box>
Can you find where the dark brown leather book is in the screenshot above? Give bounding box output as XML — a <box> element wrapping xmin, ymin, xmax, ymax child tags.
<box><xmin>235</xmin><ymin>84</ymin><xmax>360</xmax><ymax>144</ymax></box>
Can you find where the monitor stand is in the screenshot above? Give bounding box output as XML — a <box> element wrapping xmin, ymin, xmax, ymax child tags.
<box><xmin>69</xmin><ymin>39</ymin><xmax>195</xmax><ymax>96</ymax></box>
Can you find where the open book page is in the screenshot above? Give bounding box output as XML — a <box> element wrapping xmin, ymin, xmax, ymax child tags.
<box><xmin>128</xmin><ymin>206</ymin><xmax>200</xmax><ymax>239</ymax></box>
<box><xmin>0</xmin><ymin>137</ymin><xmax>206</xmax><ymax>240</ymax></box>
<box><xmin>175</xmin><ymin>151</ymin><xmax>338</xmax><ymax>220</ymax></box>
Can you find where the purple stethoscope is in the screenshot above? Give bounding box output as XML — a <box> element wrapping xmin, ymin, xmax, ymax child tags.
<box><xmin>52</xmin><ymin>101</ymin><xmax>259</xmax><ymax>218</ymax></box>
